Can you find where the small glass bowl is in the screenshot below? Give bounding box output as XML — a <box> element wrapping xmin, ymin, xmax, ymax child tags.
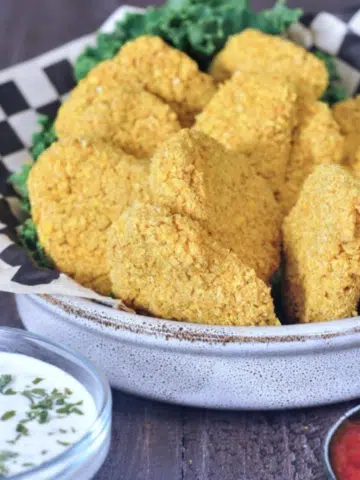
<box><xmin>0</xmin><ymin>326</ymin><xmax>112</xmax><ymax>480</ymax></box>
<box><xmin>324</xmin><ymin>404</ymin><xmax>360</xmax><ymax>480</ymax></box>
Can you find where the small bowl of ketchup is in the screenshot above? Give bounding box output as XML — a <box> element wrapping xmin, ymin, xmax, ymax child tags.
<box><xmin>324</xmin><ymin>405</ymin><xmax>360</xmax><ymax>480</ymax></box>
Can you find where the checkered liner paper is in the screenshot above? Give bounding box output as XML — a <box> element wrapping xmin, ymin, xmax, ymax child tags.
<box><xmin>0</xmin><ymin>5</ymin><xmax>359</xmax><ymax>304</ymax></box>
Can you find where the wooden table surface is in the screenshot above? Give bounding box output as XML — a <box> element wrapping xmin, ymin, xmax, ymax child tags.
<box><xmin>1</xmin><ymin>1</ymin><xmax>359</xmax><ymax>479</ymax></box>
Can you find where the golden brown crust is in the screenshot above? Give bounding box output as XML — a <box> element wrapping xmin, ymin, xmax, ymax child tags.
<box><xmin>115</xmin><ymin>36</ymin><xmax>216</xmax><ymax>126</ymax></box>
<box><xmin>108</xmin><ymin>203</ymin><xmax>279</xmax><ymax>326</ymax></box>
<box><xmin>28</xmin><ymin>138</ymin><xmax>149</xmax><ymax>294</ymax></box>
<box><xmin>195</xmin><ymin>71</ymin><xmax>298</xmax><ymax>197</ymax></box>
<box><xmin>283</xmin><ymin>164</ymin><xmax>360</xmax><ymax>323</ymax></box>
<box><xmin>333</xmin><ymin>95</ymin><xmax>360</xmax><ymax>167</ymax></box>
<box><xmin>55</xmin><ymin>63</ymin><xmax>181</xmax><ymax>158</ymax></box>
<box><xmin>280</xmin><ymin>101</ymin><xmax>344</xmax><ymax>213</ymax></box>
<box><xmin>210</xmin><ymin>29</ymin><xmax>328</xmax><ymax>101</ymax></box>
<box><xmin>150</xmin><ymin>129</ymin><xmax>282</xmax><ymax>282</ymax></box>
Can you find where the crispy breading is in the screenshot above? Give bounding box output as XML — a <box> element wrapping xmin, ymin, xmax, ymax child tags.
<box><xmin>108</xmin><ymin>203</ymin><xmax>279</xmax><ymax>326</ymax></box>
<box><xmin>210</xmin><ymin>29</ymin><xmax>328</xmax><ymax>101</ymax></box>
<box><xmin>349</xmin><ymin>148</ymin><xmax>360</xmax><ymax>179</ymax></box>
<box><xmin>283</xmin><ymin>164</ymin><xmax>360</xmax><ymax>323</ymax></box>
<box><xmin>149</xmin><ymin>129</ymin><xmax>282</xmax><ymax>282</ymax></box>
<box><xmin>28</xmin><ymin>138</ymin><xmax>149</xmax><ymax>294</ymax></box>
<box><xmin>114</xmin><ymin>36</ymin><xmax>216</xmax><ymax>126</ymax></box>
<box><xmin>195</xmin><ymin>71</ymin><xmax>298</xmax><ymax>197</ymax></box>
<box><xmin>55</xmin><ymin>67</ymin><xmax>180</xmax><ymax>158</ymax></box>
<box><xmin>280</xmin><ymin>101</ymin><xmax>344</xmax><ymax>213</ymax></box>
<box><xmin>333</xmin><ymin>95</ymin><xmax>360</xmax><ymax>167</ymax></box>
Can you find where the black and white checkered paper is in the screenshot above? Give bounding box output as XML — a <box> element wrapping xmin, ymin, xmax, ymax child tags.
<box><xmin>0</xmin><ymin>5</ymin><xmax>359</xmax><ymax>301</ymax></box>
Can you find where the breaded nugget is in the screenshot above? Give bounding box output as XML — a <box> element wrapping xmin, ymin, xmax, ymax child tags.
<box><xmin>349</xmin><ymin>148</ymin><xmax>360</xmax><ymax>179</ymax></box>
<box><xmin>333</xmin><ymin>96</ymin><xmax>360</xmax><ymax>165</ymax></box>
<box><xmin>108</xmin><ymin>203</ymin><xmax>279</xmax><ymax>326</ymax></box>
<box><xmin>150</xmin><ymin>129</ymin><xmax>282</xmax><ymax>282</ymax></box>
<box><xmin>55</xmin><ymin>70</ymin><xmax>180</xmax><ymax>158</ymax></box>
<box><xmin>283</xmin><ymin>164</ymin><xmax>360</xmax><ymax>323</ymax></box>
<box><xmin>210</xmin><ymin>29</ymin><xmax>328</xmax><ymax>101</ymax></box>
<box><xmin>28</xmin><ymin>138</ymin><xmax>149</xmax><ymax>294</ymax></box>
<box><xmin>115</xmin><ymin>36</ymin><xmax>216</xmax><ymax>126</ymax></box>
<box><xmin>195</xmin><ymin>71</ymin><xmax>298</xmax><ymax>197</ymax></box>
<box><xmin>280</xmin><ymin>101</ymin><xmax>344</xmax><ymax>213</ymax></box>
<box><xmin>56</xmin><ymin>60</ymin><xmax>129</xmax><ymax>135</ymax></box>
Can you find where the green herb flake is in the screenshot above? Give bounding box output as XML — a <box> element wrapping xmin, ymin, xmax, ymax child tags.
<box><xmin>0</xmin><ymin>375</ymin><xmax>12</xmax><ymax>394</ymax></box>
<box><xmin>31</xmin><ymin>388</ymin><xmax>46</xmax><ymax>396</ymax></box>
<box><xmin>71</xmin><ymin>408</ymin><xmax>84</xmax><ymax>415</ymax></box>
<box><xmin>32</xmin><ymin>377</ymin><xmax>44</xmax><ymax>385</ymax></box>
<box><xmin>57</xmin><ymin>440</ymin><xmax>71</xmax><ymax>447</ymax></box>
<box><xmin>22</xmin><ymin>462</ymin><xmax>35</xmax><ymax>467</ymax></box>
<box><xmin>0</xmin><ymin>451</ymin><xmax>18</xmax><ymax>462</ymax></box>
<box><xmin>16</xmin><ymin>423</ymin><xmax>29</xmax><ymax>436</ymax></box>
<box><xmin>6</xmin><ymin>434</ymin><xmax>21</xmax><ymax>445</ymax></box>
<box><xmin>4</xmin><ymin>389</ymin><xmax>16</xmax><ymax>396</ymax></box>
<box><xmin>1</xmin><ymin>411</ymin><xmax>16</xmax><ymax>421</ymax></box>
<box><xmin>38</xmin><ymin>410</ymin><xmax>49</xmax><ymax>424</ymax></box>
<box><xmin>0</xmin><ymin>450</ymin><xmax>19</xmax><ymax>477</ymax></box>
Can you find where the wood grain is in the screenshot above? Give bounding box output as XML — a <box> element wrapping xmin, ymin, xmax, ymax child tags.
<box><xmin>0</xmin><ymin>1</ymin><xmax>359</xmax><ymax>479</ymax></box>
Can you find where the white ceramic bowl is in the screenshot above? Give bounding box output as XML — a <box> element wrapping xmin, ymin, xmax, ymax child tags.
<box><xmin>16</xmin><ymin>293</ymin><xmax>360</xmax><ymax>410</ymax></box>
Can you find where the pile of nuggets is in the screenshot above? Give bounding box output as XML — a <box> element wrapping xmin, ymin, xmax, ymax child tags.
<box><xmin>28</xmin><ymin>31</ymin><xmax>360</xmax><ymax>326</ymax></box>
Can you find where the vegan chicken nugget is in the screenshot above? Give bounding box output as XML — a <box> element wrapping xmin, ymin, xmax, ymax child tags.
<box><xmin>115</xmin><ymin>36</ymin><xmax>216</xmax><ymax>126</ymax></box>
<box><xmin>56</xmin><ymin>60</ymin><xmax>130</xmax><ymax>135</ymax></box>
<box><xmin>280</xmin><ymin>101</ymin><xmax>344</xmax><ymax>213</ymax></box>
<box><xmin>283</xmin><ymin>164</ymin><xmax>360</xmax><ymax>323</ymax></box>
<box><xmin>333</xmin><ymin>95</ymin><xmax>360</xmax><ymax>166</ymax></box>
<box><xmin>349</xmin><ymin>147</ymin><xmax>360</xmax><ymax>179</ymax></box>
<box><xmin>55</xmin><ymin>70</ymin><xmax>181</xmax><ymax>158</ymax></box>
<box><xmin>210</xmin><ymin>29</ymin><xmax>328</xmax><ymax>101</ymax></box>
<box><xmin>150</xmin><ymin>129</ymin><xmax>282</xmax><ymax>282</ymax></box>
<box><xmin>108</xmin><ymin>203</ymin><xmax>279</xmax><ymax>326</ymax></box>
<box><xmin>195</xmin><ymin>71</ymin><xmax>298</xmax><ymax>197</ymax></box>
<box><xmin>28</xmin><ymin>138</ymin><xmax>149</xmax><ymax>294</ymax></box>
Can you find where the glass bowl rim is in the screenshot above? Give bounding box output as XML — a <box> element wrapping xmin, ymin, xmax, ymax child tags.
<box><xmin>0</xmin><ymin>325</ymin><xmax>112</xmax><ymax>480</ymax></box>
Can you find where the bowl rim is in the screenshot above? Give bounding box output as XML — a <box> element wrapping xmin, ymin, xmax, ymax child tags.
<box><xmin>323</xmin><ymin>403</ymin><xmax>360</xmax><ymax>480</ymax></box>
<box><xmin>27</xmin><ymin>293</ymin><xmax>360</xmax><ymax>350</ymax></box>
<box><xmin>0</xmin><ymin>325</ymin><xmax>112</xmax><ymax>480</ymax></box>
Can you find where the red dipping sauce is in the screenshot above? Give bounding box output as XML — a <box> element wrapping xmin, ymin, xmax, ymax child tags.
<box><xmin>330</xmin><ymin>418</ymin><xmax>360</xmax><ymax>480</ymax></box>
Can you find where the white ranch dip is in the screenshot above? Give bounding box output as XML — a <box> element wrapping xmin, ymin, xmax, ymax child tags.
<box><xmin>0</xmin><ymin>352</ymin><xmax>97</xmax><ymax>477</ymax></box>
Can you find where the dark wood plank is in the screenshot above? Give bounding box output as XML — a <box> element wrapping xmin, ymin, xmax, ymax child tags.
<box><xmin>100</xmin><ymin>391</ymin><xmax>183</xmax><ymax>480</ymax></box>
<box><xmin>182</xmin><ymin>404</ymin><xmax>357</xmax><ymax>480</ymax></box>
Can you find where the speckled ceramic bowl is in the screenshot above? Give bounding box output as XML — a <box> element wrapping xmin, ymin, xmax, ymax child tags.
<box><xmin>16</xmin><ymin>294</ymin><xmax>360</xmax><ymax>410</ymax></box>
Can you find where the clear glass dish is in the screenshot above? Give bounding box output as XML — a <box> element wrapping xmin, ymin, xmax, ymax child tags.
<box><xmin>323</xmin><ymin>404</ymin><xmax>360</xmax><ymax>480</ymax></box>
<box><xmin>0</xmin><ymin>326</ymin><xmax>112</xmax><ymax>480</ymax></box>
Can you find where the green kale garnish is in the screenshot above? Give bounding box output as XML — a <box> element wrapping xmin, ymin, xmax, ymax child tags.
<box><xmin>17</xmin><ymin>219</ymin><xmax>54</xmax><ymax>269</ymax></box>
<box><xmin>8</xmin><ymin>164</ymin><xmax>32</xmax><ymax>200</ymax></box>
<box><xmin>315</xmin><ymin>50</ymin><xmax>348</xmax><ymax>105</ymax></box>
<box><xmin>249</xmin><ymin>0</ymin><xmax>302</xmax><ymax>35</ymax></box>
<box><xmin>74</xmin><ymin>0</ymin><xmax>302</xmax><ymax>79</ymax></box>
<box><xmin>8</xmin><ymin>116</ymin><xmax>56</xmax><ymax>268</ymax></box>
<box><xmin>8</xmin><ymin>115</ymin><xmax>56</xmax><ymax>211</ymax></box>
<box><xmin>31</xmin><ymin>115</ymin><xmax>57</xmax><ymax>161</ymax></box>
